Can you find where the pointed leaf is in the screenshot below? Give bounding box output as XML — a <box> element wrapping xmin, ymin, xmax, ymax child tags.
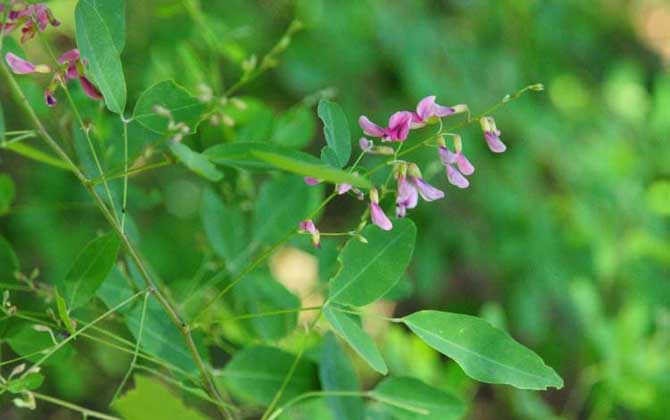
<box><xmin>329</xmin><ymin>219</ymin><xmax>416</xmax><ymax>306</ymax></box>
<box><xmin>319</xmin><ymin>332</ymin><xmax>365</xmax><ymax>420</ymax></box>
<box><xmin>169</xmin><ymin>143</ymin><xmax>223</xmax><ymax>182</ymax></box>
<box><xmin>133</xmin><ymin>81</ymin><xmax>206</xmax><ymax>134</ymax></box>
<box><xmin>402</xmin><ymin>311</ymin><xmax>564</xmax><ymax>390</ymax></box>
<box><xmin>371</xmin><ymin>377</ymin><xmax>465</xmax><ymax>420</ymax></box>
<box><xmin>318</xmin><ymin>100</ymin><xmax>351</xmax><ymax>168</ymax></box>
<box><xmin>204</xmin><ymin>141</ymin><xmax>321</xmax><ymax>172</ymax></box>
<box><xmin>272</xmin><ymin>106</ymin><xmax>316</xmax><ymax>149</ymax></box>
<box><xmin>54</xmin><ymin>287</ymin><xmax>76</xmax><ymax>335</ymax></box>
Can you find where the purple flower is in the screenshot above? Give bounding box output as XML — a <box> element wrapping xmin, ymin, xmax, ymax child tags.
<box><xmin>395</xmin><ymin>164</ymin><xmax>445</xmax><ymax>217</ymax></box>
<box><xmin>410</xmin><ymin>96</ymin><xmax>455</xmax><ymax>128</ymax></box>
<box><xmin>299</xmin><ymin>220</ymin><xmax>321</xmax><ymax>248</ymax></box>
<box><xmin>336</xmin><ymin>183</ymin><xmax>364</xmax><ymax>200</ymax></box>
<box><xmin>359</xmin><ymin>111</ymin><xmax>413</xmax><ymax>142</ymax></box>
<box><xmin>369</xmin><ymin>188</ymin><xmax>392</xmax><ymax>231</ymax></box>
<box><xmin>396</xmin><ymin>175</ymin><xmax>418</xmax><ymax>218</ymax></box>
<box><xmin>3</xmin><ymin>3</ymin><xmax>61</xmax><ymax>43</ymax></box>
<box><xmin>304</xmin><ymin>176</ymin><xmax>321</xmax><ymax>186</ymax></box>
<box><xmin>439</xmin><ymin>146</ymin><xmax>474</xmax><ymax>189</ymax></box>
<box><xmin>5</xmin><ymin>52</ymin><xmax>50</xmax><ymax>74</ymax></box>
<box><xmin>411</xmin><ymin>176</ymin><xmax>444</xmax><ymax>201</ymax></box>
<box><xmin>44</xmin><ymin>88</ymin><xmax>57</xmax><ymax>107</ymax></box>
<box><xmin>58</xmin><ymin>49</ymin><xmax>80</xmax><ymax>80</ymax></box>
<box><xmin>79</xmin><ymin>76</ymin><xmax>103</xmax><ymax>100</ymax></box>
<box><xmin>359</xmin><ymin>137</ymin><xmax>373</xmax><ymax>152</ymax></box>
<box><xmin>480</xmin><ymin>116</ymin><xmax>507</xmax><ymax>153</ymax></box>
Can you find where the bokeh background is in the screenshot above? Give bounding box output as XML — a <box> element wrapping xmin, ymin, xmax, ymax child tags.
<box><xmin>1</xmin><ymin>0</ymin><xmax>669</xmax><ymax>419</ymax></box>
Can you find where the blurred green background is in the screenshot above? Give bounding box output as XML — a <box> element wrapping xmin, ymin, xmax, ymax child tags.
<box><xmin>1</xmin><ymin>0</ymin><xmax>669</xmax><ymax>419</ymax></box>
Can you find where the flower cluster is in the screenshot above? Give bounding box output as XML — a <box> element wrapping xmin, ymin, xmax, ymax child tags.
<box><xmin>2</xmin><ymin>3</ymin><xmax>103</xmax><ymax>107</ymax></box>
<box><xmin>302</xmin><ymin>95</ymin><xmax>508</xmax><ymax>243</ymax></box>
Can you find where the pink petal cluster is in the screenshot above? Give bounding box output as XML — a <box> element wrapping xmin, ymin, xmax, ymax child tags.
<box><xmin>298</xmin><ymin>220</ymin><xmax>320</xmax><ymax>248</ymax></box>
<box><xmin>0</xmin><ymin>2</ymin><xmax>60</xmax><ymax>43</ymax></box>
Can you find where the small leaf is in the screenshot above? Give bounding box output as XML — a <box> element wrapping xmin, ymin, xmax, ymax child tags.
<box><xmin>318</xmin><ymin>100</ymin><xmax>351</xmax><ymax>168</ymax></box>
<box><xmin>133</xmin><ymin>81</ymin><xmax>206</xmax><ymax>134</ymax></box>
<box><xmin>252</xmin><ymin>150</ymin><xmax>371</xmax><ymax>189</ymax></box>
<box><xmin>402</xmin><ymin>311</ymin><xmax>564</xmax><ymax>390</ymax></box>
<box><xmin>169</xmin><ymin>143</ymin><xmax>223</xmax><ymax>182</ymax></box>
<box><xmin>7</xmin><ymin>373</ymin><xmax>45</xmax><ymax>394</ymax></box>
<box><xmin>219</xmin><ymin>346</ymin><xmax>319</xmax><ymax>406</ymax></box>
<box><xmin>75</xmin><ymin>0</ymin><xmax>127</xmax><ymax>114</ymax></box>
<box><xmin>0</xmin><ymin>173</ymin><xmax>15</xmax><ymax>215</ymax></box>
<box><xmin>2</xmin><ymin>143</ymin><xmax>72</xmax><ymax>171</ymax></box>
<box><xmin>62</xmin><ymin>231</ymin><xmax>121</xmax><ymax>310</ymax></box>
<box><xmin>329</xmin><ymin>218</ymin><xmax>416</xmax><ymax>306</ymax></box>
<box><xmin>200</xmin><ymin>188</ymin><xmax>248</xmax><ymax>273</ymax></box>
<box><xmin>371</xmin><ymin>377</ymin><xmax>465</xmax><ymax>420</ymax></box>
<box><xmin>113</xmin><ymin>375</ymin><xmax>208</xmax><ymax>420</ymax></box>
<box><xmin>272</xmin><ymin>106</ymin><xmax>316</xmax><ymax>149</ymax></box>
<box><xmin>319</xmin><ymin>332</ymin><xmax>365</xmax><ymax>420</ymax></box>
<box><xmin>323</xmin><ymin>305</ymin><xmax>387</xmax><ymax>374</ymax></box>
<box><xmin>54</xmin><ymin>287</ymin><xmax>76</xmax><ymax>335</ymax></box>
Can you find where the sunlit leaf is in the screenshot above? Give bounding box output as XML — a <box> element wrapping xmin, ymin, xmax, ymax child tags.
<box><xmin>319</xmin><ymin>332</ymin><xmax>365</xmax><ymax>420</ymax></box>
<box><xmin>370</xmin><ymin>377</ymin><xmax>465</xmax><ymax>420</ymax></box>
<box><xmin>6</xmin><ymin>373</ymin><xmax>45</xmax><ymax>394</ymax></box>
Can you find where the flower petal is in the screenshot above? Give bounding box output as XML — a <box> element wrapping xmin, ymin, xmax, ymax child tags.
<box><xmin>455</xmin><ymin>153</ymin><xmax>475</xmax><ymax>175</ymax></box>
<box><xmin>396</xmin><ymin>176</ymin><xmax>418</xmax><ymax>209</ymax></box>
<box><xmin>304</xmin><ymin>176</ymin><xmax>321</xmax><ymax>186</ymax></box>
<box><xmin>438</xmin><ymin>146</ymin><xmax>457</xmax><ymax>165</ymax></box>
<box><xmin>413</xmin><ymin>177</ymin><xmax>445</xmax><ymax>201</ymax></box>
<box><xmin>432</xmin><ymin>103</ymin><xmax>455</xmax><ymax>117</ymax></box>
<box><xmin>416</xmin><ymin>95</ymin><xmax>436</xmax><ymax>120</ymax></box>
<box><xmin>387</xmin><ymin>111</ymin><xmax>412</xmax><ymax>141</ymax></box>
<box><xmin>446</xmin><ymin>164</ymin><xmax>469</xmax><ymax>189</ymax></box>
<box><xmin>370</xmin><ymin>202</ymin><xmax>393</xmax><ymax>231</ymax></box>
<box><xmin>58</xmin><ymin>49</ymin><xmax>80</xmax><ymax>65</ymax></box>
<box><xmin>359</xmin><ymin>137</ymin><xmax>373</xmax><ymax>152</ymax></box>
<box><xmin>44</xmin><ymin>89</ymin><xmax>57</xmax><ymax>107</ymax></box>
<box><xmin>485</xmin><ymin>130</ymin><xmax>507</xmax><ymax>153</ymax></box>
<box><xmin>79</xmin><ymin>76</ymin><xmax>103</xmax><ymax>100</ymax></box>
<box><xmin>336</xmin><ymin>183</ymin><xmax>352</xmax><ymax>195</ymax></box>
<box><xmin>5</xmin><ymin>52</ymin><xmax>35</xmax><ymax>74</ymax></box>
<box><xmin>358</xmin><ymin>116</ymin><xmax>385</xmax><ymax>137</ymax></box>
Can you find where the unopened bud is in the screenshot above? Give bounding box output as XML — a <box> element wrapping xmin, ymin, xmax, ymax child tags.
<box><xmin>241</xmin><ymin>55</ymin><xmax>257</xmax><ymax>73</ymax></box>
<box><xmin>528</xmin><ymin>83</ymin><xmax>544</xmax><ymax>91</ymax></box>
<box><xmin>230</xmin><ymin>97</ymin><xmax>247</xmax><ymax>110</ymax></box>
<box><xmin>34</xmin><ymin>64</ymin><xmax>51</xmax><ymax>74</ymax></box>
<box><xmin>369</xmin><ymin>188</ymin><xmax>380</xmax><ymax>204</ymax></box>
<box><xmin>355</xmin><ymin>234</ymin><xmax>368</xmax><ymax>244</ymax></box>
<box><xmin>371</xmin><ymin>145</ymin><xmax>394</xmax><ymax>155</ymax></box>
<box><xmin>152</xmin><ymin>105</ymin><xmax>172</xmax><ymax>118</ymax></box>
<box><xmin>222</xmin><ymin>114</ymin><xmax>235</xmax><ymax>127</ymax></box>
<box><xmin>209</xmin><ymin>114</ymin><xmax>221</xmax><ymax>126</ymax></box>
<box><xmin>451</xmin><ymin>104</ymin><xmax>469</xmax><ymax>114</ymax></box>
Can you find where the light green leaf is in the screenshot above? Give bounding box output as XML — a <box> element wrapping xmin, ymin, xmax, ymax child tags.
<box><xmin>646</xmin><ymin>180</ymin><xmax>670</xmax><ymax>216</ymax></box>
<box><xmin>0</xmin><ymin>235</ymin><xmax>19</xmax><ymax>281</ymax></box>
<box><xmin>75</xmin><ymin>0</ymin><xmax>127</xmax><ymax>114</ymax></box>
<box><xmin>7</xmin><ymin>373</ymin><xmax>45</xmax><ymax>394</ymax></box>
<box><xmin>252</xmin><ymin>150</ymin><xmax>371</xmax><ymax>189</ymax></box>
<box><xmin>329</xmin><ymin>218</ymin><xmax>416</xmax><ymax>306</ymax></box>
<box><xmin>54</xmin><ymin>287</ymin><xmax>76</xmax><ymax>335</ymax></box>
<box><xmin>319</xmin><ymin>332</ymin><xmax>365</xmax><ymax>420</ymax></box>
<box><xmin>2</xmin><ymin>142</ymin><xmax>72</xmax><ymax>171</ymax></box>
<box><xmin>200</xmin><ymin>188</ymin><xmax>248</xmax><ymax>273</ymax></box>
<box><xmin>318</xmin><ymin>100</ymin><xmax>351</xmax><ymax>168</ymax></box>
<box><xmin>0</xmin><ymin>173</ymin><xmax>15</xmax><ymax>215</ymax></box>
<box><xmin>272</xmin><ymin>106</ymin><xmax>316</xmax><ymax>149</ymax></box>
<box><xmin>88</xmin><ymin>0</ymin><xmax>126</xmax><ymax>53</ymax></box>
<box><xmin>113</xmin><ymin>375</ymin><xmax>208</xmax><ymax>420</ymax></box>
<box><xmin>133</xmin><ymin>81</ymin><xmax>206</xmax><ymax>134</ymax></box>
<box><xmin>323</xmin><ymin>306</ymin><xmax>387</xmax><ymax>374</ymax></box>
<box><xmin>6</xmin><ymin>320</ymin><xmax>74</xmax><ymax>366</ymax></box>
<box><xmin>219</xmin><ymin>346</ymin><xmax>319</xmax><ymax>406</ymax></box>
<box><xmin>205</xmin><ymin>141</ymin><xmax>322</xmax><ymax>171</ymax></box>
<box><xmin>402</xmin><ymin>311</ymin><xmax>564</xmax><ymax>390</ymax></box>
<box><xmin>169</xmin><ymin>143</ymin><xmax>223</xmax><ymax>182</ymax></box>
<box><xmin>62</xmin><ymin>231</ymin><xmax>121</xmax><ymax>310</ymax></box>
<box><xmin>371</xmin><ymin>377</ymin><xmax>465</xmax><ymax>420</ymax></box>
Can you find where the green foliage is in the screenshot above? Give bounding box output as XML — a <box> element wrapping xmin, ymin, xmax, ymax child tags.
<box><xmin>169</xmin><ymin>142</ymin><xmax>223</xmax><ymax>182</ymax></box>
<box><xmin>133</xmin><ymin>81</ymin><xmax>207</xmax><ymax>134</ymax></box>
<box><xmin>0</xmin><ymin>235</ymin><xmax>19</xmax><ymax>280</ymax></box>
<box><xmin>319</xmin><ymin>332</ymin><xmax>365</xmax><ymax>420</ymax></box>
<box><xmin>272</xmin><ymin>106</ymin><xmax>316</xmax><ymax>149</ymax></box>
<box><xmin>317</xmin><ymin>100</ymin><xmax>351</xmax><ymax>168</ymax></box>
<box><xmin>0</xmin><ymin>173</ymin><xmax>15</xmax><ymax>215</ymax></box>
<box><xmin>370</xmin><ymin>377</ymin><xmax>465</xmax><ymax>420</ymax></box>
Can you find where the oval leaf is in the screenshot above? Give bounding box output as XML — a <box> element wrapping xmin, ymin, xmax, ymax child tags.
<box><xmin>402</xmin><ymin>311</ymin><xmax>564</xmax><ymax>390</ymax></box>
<box><xmin>75</xmin><ymin>0</ymin><xmax>127</xmax><ymax>114</ymax></box>
<box><xmin>371</xmin><ymin>377</ymin><xmax>465</xmax><ymax>420</ymax></box>
<box><xmin>319</xmin><ymin>332</ymin><xmax>365</xmax><ymax>420</ymax></box>
<box><xmin>323</xmin><ymin>305</ymin><xmax>387</xmax><ymax>374</ymax></box>
<box><xmin>318</xmin><ymin>100</ymin><xmax>351</xmax><ymax>168</ymax></box>
<box><xmin>169</xmin><ymin>143</ymin><xmax>223</xmax><ymax>182</ymax></box>
<box><xmin>329</xmin><ymin>218</ymin><xmax>416</xmax><ymax>306</ymax></box>
<box><xmin>133</xmin><ymin>81</ymin><xmax>206</xmax><ymax>134</ymax></box>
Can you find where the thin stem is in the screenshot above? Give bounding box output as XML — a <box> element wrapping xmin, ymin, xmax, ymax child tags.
<box><xmin>90</xmin><ymin>159</ymin><xmax>172</xmax><ymax>185</ymax></box>
<box><xmin>31</xmin><ymin>391</ymin><xmax>121</xmax><ymax>420</ymax></box>
<box><xmin>198</xmin><ymin>306</ymin><xmax>323</xmax><ymax>329</ymax></box>
<box><xmin>121</xmin><ymin>117</ymin><xmax>130</xmax><ymax>231</ymax></box>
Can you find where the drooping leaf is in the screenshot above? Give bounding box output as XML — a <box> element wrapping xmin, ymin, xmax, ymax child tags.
<box><xmin>370</xmin><ymin>377</ymin><xmax>465</xmax><ymax>420</ymax></box>
<box><xmin>319</xmin><ymin>332</ymin><xmax>365</xmax><ymax>420</ymax></box>
<box><xmin>402</xmin><ymin>311</ymin><xmax>564</xmax><ymax>390</ymax></box>
<box><xmin>113</xmin><ymin>375</ymin><xmax>208</xmax><ymax>420</ymax></box>
<box><xmin>75</xmin><ymin>0</ymin><xmax>127</xmax><ymax>114</ymax></box>
<box><xmin>318</xmin><ymin>100</ymin><xmax>351</xmax><ymax>168</ymax></box>
<box><xmin>232</xmin><ymin>271</ymin><xmax>300</xmax><ymax>341</ymax></box>
<box><xmin>0</xmin><ymin>173</ymin><xmax>15</xmax><ymax>215</ymax></box>
<box><xmin>54</xmin><ymin>287</ymin><xmax>76</xmax><ymax>335</ymax></box>
<box><xmin>272</xmin><ymin>106</ymin><xmax>316</xmax><ymax>149</ymax></box>
<box><xmin>219</xmin><ymin>346</ymin><xmax>319</xmax><ymax>406</ymax></box>
<box><xmin>133</xmin><ymin>81</ymin><xmax>206</xmax><ymax>134</ymax></box>
<box><xmin>0</xmin><ymin>235</ymin><xmax>19</xmax><ymax>281</ymax></box>
<box><xmin>329</xmin><ymin>218</ymin><xmax>416</xmax><ymax>306</ymax></box>
<box><xmin>323</xmin><ymin>305</ymin><xmax>387</xmax><ymax>374</ymax></box>
<box><xmin>62</xmin><ymin>231</ymin><xmax>121</xmax><ymax>310</ymax></box>
<box><xmin>200</xmin><ymin>188</ymin><xmax>248</xmax><ymax>273</ymax></box>
<box><xmin>169</xmin><ymin>143</ymin><xmax>223</xmax><ymax>182</ymax></box>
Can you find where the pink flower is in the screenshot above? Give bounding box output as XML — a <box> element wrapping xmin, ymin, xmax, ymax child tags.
<box><xmin>369</xmin><ymin>188</ymin><xmax>392</xmax><ymax>231</ymax></box>
<box><xmin>359</xmin><ymin>137</ymin><xmax>373</xmax><ymax>152</ymax></box>
<box><xmin>439</xmin><ymin>146</ymin><xmax>474</xmax><ymax>189</ymax></box>
<box><xmin>5</xmin><ymin>53</ymin><xmax>50</xmax><ymax>74</ymax></box>
<box><xmin>58</xmin><ymin>49</ymin><xmax>80</xmax><ymax>80</ymax></box>
<box><xmin>79</xmin><ymin>76</ymin><xmax>103</xmax><ymax>100</ymax></box>
<box><xmin>299</xmin><ymin>220</ymin><xmax>320</xmax><ymax>248</ymax></box>
<box><xmin>411</xmin><ymin>96</ymin><xmax>455</xmax><ymax>128</ymax></box>
<box><xmin>396</xmin><ymin>175</ymin><xmax>418</xmax><ymax>218</ymax></box>
<box><xmin>3</xmin><ymin>3</ymin><xmax>60</xmax><ymax>43</ymax></box>
<box><xmin>411</xmin><ymin>176</ymin><xmax>444</xmax><ymax>201</ymax></box>
<box><xmin>359</xmin><ymin>111</ymin><xmax>413</xmax><ymax>142</ymax></box>
<box><xmin>336</xmin><ymin>183</ymin><xmax>364</xmax><ymax>200</ymax></box>
<box><xmin>480</xmin><ymin>117</ymin><xmax>506</xmax><ymax>153</ymax></box>
<box><xmin>304</xmin><ymin>177</ymin><xmax>321</xmax><ymax>186</ymax></box>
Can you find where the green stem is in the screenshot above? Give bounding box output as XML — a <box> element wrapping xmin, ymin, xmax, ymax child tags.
<box><xmin>90</xmin><ymin>159</ymin><xmax>172</xmax><ymax>185</ymax></box>
<box><xmin>31</xmin><ymin>391</ymin><xmax>121</xmax><ymax>420</ymax></box>
<box><xmin>121</xmin><ymin>117</ymin><xmax>130</xmax><ymax>231</ymax></box>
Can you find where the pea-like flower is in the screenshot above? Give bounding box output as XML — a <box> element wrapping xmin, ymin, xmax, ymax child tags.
<box><xmin>5</xmin><ymin>52</ymin><xmax>50</xmax><ymax>74</ymax></box>
<box><xmin>396</xmin><ymin>164</ymin><xmax>445</xmax><ymax>217</ymax></box>
<box><xmin>395</xmin><ymin>175</ymin><xmax>418</xmax><ymax>218</ymax></box>
<box><xmin>359</xmin><ymin>111</ymin><xmax>413</xmax><ymax>142</ymax></box>
<box><xmin>0</xmin><ymin>2</ymin><xmax>60</xmax><ymax>43</ymax></box>
<box><xmin>298</xmin><ymin>220</ymin><xmax>320</xmax><ymax>248</ymax></box>
<box><xmin>439</xmin><ymin>146</ymin><xmax>475</xmax><ymax>189</ymax></box>
<box><xmin>369</xmin><ymin>188</ymin><xmax>392</xmax><ymax>231</ymax></box>
<box><xmin>480</xmin><ymin>116</ymin><xmax>507</xmax><ymax>153</ymax></box>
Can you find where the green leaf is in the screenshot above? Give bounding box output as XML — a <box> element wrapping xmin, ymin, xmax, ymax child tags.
<box><xmin>169</xmin><ymin>143</ymin><xmax>223</xmax><ymax>182</ymax></box>
<box><xmin>317</xmin><ymin>100</ymin><xmax>351</xmax><ymax>168</ymax></box>
<box><xmin>402</xmin><ymin>311</ymin><xmax>564</xmax><ymax>390</ymax></box>
<box><xmin>371</xmin><ymin>377</ymin><xmax>465</xmax><ymax>420</ymax></box>
<box><xmin>319</xmin><ymin>332</ymin><xmax>365</xmax><ymax>420</ymax></box>
<box><xmin>0</xmin><ymin>99</ymin><xmax>5</xmax><ymax>138</ymax></box>
<box><xmin>646</xmin><ymin>180</ymin><xmax>670</xmax><ymax>216</ymax></box>
<box><xmin>252</xmin><ymin>150</ymin><xmax>371</xmax><ymax>189</ymax></box>
<box><xmin>219</xmin><ymin>346</ymin><xmax>319</xmax><ymax>406</ymax></box>
<box><xmin>272</xmin><ymin>106</ymin><xmax>316</xmax><ymax>149</ymax></box>
<box><xmin>7</xmin><ymin>373</ymin><xmax>45</xmax><ymax>394</ymax></box>
<box><xmin>133</xmin><ymin>81</ymin><xmax>207</xmax><ymax>134</ymax></box>
<box><xmin>200</xmin><ymin>188</ymin><xmax>248</xmax><ymax>273</ymax></box>
<box><xmin>0</xmin><ymin>235</ymin><xmax>19</xmax><ymax>281</ymax></box>
<box><xmin>75</xmin><ymin>0</ymin><xmax>127</xmax><ymax>114</ymax></box>
<box><xmin>323</xmin><ymin>306</ymin><xmax>387</xmax><ymax>374</ymax></box>
<box><xmin>2</xmin><ymin>142</ymin><xmax>72</xmax><ymax>171</ymax></box>
<box><xmin>6</xmin><ymin>321</ymin><xmax>74</xmax><ymax>366</ymax></box>
<box><xmin>113</xmin><ymin>375</ymin><xmax>208</xmax><ymax>420</ymax></box>
<box><xmin>205</xmin><ymin>141</ymin><xmax>323</xmax><ymax>171</ymax></box>
<box><xmin>0</xmin><ymin>173</ymin><xmax>15</xmax><ymax>215</ymax></box>
<box><xmin>329</xmin><ymin>218</ymin><xmax>416</xmax><ymax>306</ymax></box>
<box><xmin>54</xmin><ymin>287</ymin><xmax>76</xmax><ymax>336</ymax></box>
<box><xmin>62</xmin><ymin>231</ymin><xmax>121</xmax><ymax>310</ymax></box>
<box><xmin>232</xmin><ymin>271</ymin><xmax>300</xmax><ymax>341</ymax></box>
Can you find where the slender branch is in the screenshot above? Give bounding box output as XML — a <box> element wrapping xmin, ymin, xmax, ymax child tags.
<box><xmin>31</xmin><ymin>391</ymin><xmax>121</xmax><ymax>420</ymax></box>
<box><xmin>90</xmin><ymin>159</ymin><xmax>173</xmax><ymax>185</ymax></box>
<box><xmin>121</xmin><ymin>117</ymin><xmax>130</xmax><ymax>231</ymax></box>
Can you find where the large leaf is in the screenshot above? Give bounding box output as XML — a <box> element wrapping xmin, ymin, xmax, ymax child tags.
<box><xmin>75</xmin><ymin>0</ymin><xmax>127</xmax><ymax>114</ymax></box>
<box><xmin>371</xmin><ymin>377</ymin><xmax>465</xmax><ymax>420</ymax></box>
<box><xmin>204</xmin><ymin>141</ymin><xmax>320</xmax><ymax>172</ymax></box>
<box><xmin>62</xmin><ymin>231</ymin><xmax>121</xmax><ymax>310</ymax></box>
<box><xmin>200</xmin><ymin>188</ymin><xmax>248</xmax><ymax>273</ymax></box>
<box><xmin>113</xmin><ymin>375</ymin><xmax>207</xmax><ymax>420</ymax></box>
<box><xmin>402</xmin><ymin>311</ymin><xmax>564</xmax><ymax>390</ymax></box>
<box><xmin>0</xmin><ymin>173</ymin><xmax>15</xmax><ymax>215</ymax></box>
<box><xmin>318</xmin><ymin>100</ymin><xmax>351</xmax><ymax>168</ymax></box>
<box><xmin>328</xmin><ymin>218</ymin><xmax>416</xmax><ymax>306</ymax></box>
<box><xmin>133</xmin><ymin>81</ymin><xmax>206</xmax><ymax>134</ymax></box>
<box><xmin>169</xmin><ymin>143</ymin><xmax>223</xmax><ymax>182</ymax></box>
<box><xmin>272</xmin><ymin>106</ymin><xmax>316</xmax><ymax>149</ymax></box>
<box><xmin>0</xmin><ymin>235</ymin><xmax>19</xmax><ymax>281</ymax></box>
<box><xmin>219</xmin><ymin>346</ymin><xmax>319</xmax><ymax>406</ymax></box>
<box><xmin>319</xmin><ymin>332</ymin><xmax>365</xmax><ymax>420</ymax></box>
<box><xmin>323</xmin><ymin>306</ymin><xmax>387</xmax><ymax>374</ymax></box>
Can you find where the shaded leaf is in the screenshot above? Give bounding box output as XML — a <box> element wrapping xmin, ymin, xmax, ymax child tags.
<box><xmin>54</xmin><ymin>287</ymin><xmax>76</xmax><ymax>336</ymax></box>
<box><xmin>0</xmin><ymin>235</ymin><xmax>19</xmax><ymax>281</ymax></box>
<box><xmin>7</xmin><ymin>373</ymin><xmax>44</xmax><ymax>394</ymax></box>
<box><xmin>0</xmin><ymin>173</ymin><xmax>15</xmax><ymax>215</ymax></box>
<box><xmin>200</xmin><ymin>188</ymin><xmax>248</xmax><ymax>273</ymax></box>
<box><xmin>169</xmin><ymin>143</ymin><xmax>223</xmax><ymax>182</ymax></box>
<box><xmin>318</xmin><ymin>100</ymin><xmax>351</xmax><ymax>168</ymax></box>
<box><xmin>205</xmin><ymin>141</ymin><xmax>323</xmax><ymax>171</ymax></box>
<box><xmin>319</xmin><ymin>332</ymin><xmax>365</xmax><ymax>420</ymax></box>
<box><xmin>133</xmin><ymin>80</ymin><xmax>206</xmax><ymax>134</ymax></box>
<box><xmin>371</xmin><ymin>377</ymin><xmax>465</xmax><ymax>420</ymax></box>
<box><xmin>272</xmin><ymin>106</ymin><xmax>316</xmax><ymax>149</ymax></box>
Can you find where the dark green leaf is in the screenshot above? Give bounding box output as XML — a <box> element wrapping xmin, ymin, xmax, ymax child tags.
<box><xmin>133</xmin><ymin>81</ymin><xmax>206</xmax><ymax>134</ymax></box>
<box><xmin>54</xmin><ymin>287</ymin><xmax>76</xmax><ymax>335</ymax></box>
<box><xmin>371</xmin><ymin>377</ymin><xmax>465</xmax><ymax>420</ymax></box>
<box><xmin>319</xmin><ymin>332</ymin><xmax>365</xmax><ymax>420</ymax></box>
<box><xmin>329</xmin><ymin>219</ymin><xmax>416</xmax><ymax>306</ymax></box>
<box><xmin>323</xmin><ymin>306</ymin><xmax>387</xmax><ymax>374</ymax></box>
<box><xmin>318</xmin><ymin>100</ymin><xmax>351</xmax><ymax>168</ymax></box>
<box><xmin>272</xmin><ymin>106</ymin><xmax>316</xmax><ymax>149</ymax></box>
<box><xmin>0</xmin><ymin>173</ymin><xmax>15</xmax><ymax>215</ymax></box>
<box><xmin>200</xmin><ymin>188</ymin><xmax>248</xmax><ymax>273</ymax></box>
<box><xmin>62</xmin><ymin>231</ymin><xmax>121</xmax><ymax>310</ymax></box>
<box><xmin>7</xmin><ymin>373</ymin><xmax>45</xmax><ymax>394</ymax></box>
<box><xmin>169</xmin><ymin>143</ymin><xmax>223</xmax><ymax>182</ymax></box>
<box><xmin>0</xmin><ymin>235</ymin><xmax>19</xmax><ymax>281</ymax></box>
<box><xmin>402</xmin><ymin>311</ymin><xmax>564</xmax><ymax>390</ymax></box>
<box><xmin>205</xmin><ymin>141</ymin><xmax>323</xmax><ymax>171</ymax></box>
